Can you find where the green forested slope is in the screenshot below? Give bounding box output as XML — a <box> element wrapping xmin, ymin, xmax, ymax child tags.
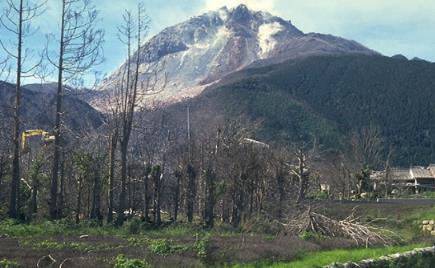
<box><xmin>190</xmin><ymin>55</ymin><xmax>435</xmax><ymax>165</ymax></box>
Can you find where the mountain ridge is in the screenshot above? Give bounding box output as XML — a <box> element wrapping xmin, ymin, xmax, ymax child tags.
<box><xmin>96</xmin><ymin>4</ymin><xmax>377</xmax><ymax>109</ymax></box>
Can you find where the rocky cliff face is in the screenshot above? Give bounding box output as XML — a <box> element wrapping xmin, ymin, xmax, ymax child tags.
<box><xmin>97</xmin><ymin>4</ymin><xmax>378</xmax><ymax>108</ymax></box>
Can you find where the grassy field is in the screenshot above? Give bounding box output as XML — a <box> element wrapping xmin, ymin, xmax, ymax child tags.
<box><xmin>231</xmin><ymin>243</ymin><xmax>429</xmax><ymax>268</ymax></box>
<box><xmin>1</xmin><ymin>202</ymin><xmax>435</xmax><ymax>267</ymax></box>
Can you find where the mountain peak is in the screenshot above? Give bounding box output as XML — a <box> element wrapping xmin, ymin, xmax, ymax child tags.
<box><xmin>97</xmin><ymin>5</ymin><xmax>379</xmax><ymax>108</ymax></box>
<box><xmin>233</xmin><ymin>3</ymin><xmax>249</xmax><ymax>12</ymax></box>
<box><xmin>229</xmin><ymin>4</ymin><xmax>253</xmax><ymax>24</ymax></box>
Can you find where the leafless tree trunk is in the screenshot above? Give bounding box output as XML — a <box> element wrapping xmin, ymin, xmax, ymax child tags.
<box><xmin>115</xmin><ymin>4</ymin><xmax>151</xmax><ymax>226</ymax></box>
<box><xmin>204</xmin><ymin>166</ymin><xmax>216</xmax><ymax>228</ymax></box>
<box><xmin>75</xmin><ymin>175</ymin><xmax>83</xmax><ymax>224</ymax></box>
<box><xmin>0</xmin><ymin>156</ymin><xmax>5</xmax><ymax>203</ymax></box>
<box><xmin>294</xmin><ymin>149</ymin><xmax>310</xmax><ymax>203</ymax></box>
<box><xmin>91</xmin><ymin>157</ymin><xmax>103</xmax><ymax>223</ymax></box>
<box><xmin>151</xmin><ymin>165</ymin><xmax>162</xmax><ymax>225</ymax></box>
<box><xmin>57</xmin><ymin>151</ymin><xmax>65</xmax><ymax>217</ymax></box>
<box><xmin>384</xmin><ymin>147</ymin><xmax>393</xmax><ymax>198</ymax></box>
<box><xmin>47</xmin><ymin>0</ymin><xmax>104</xmax><ymax>219</ymax></box>
<box><xmin>107</xmin><ymin>133</ymin><xmax>117</xmax><ymax>223</ymax></box>
<box><xmin>8</xmin><ymin>0</ymin><xmax>23</xmax><ymax>219</ymax></box>
<box><xmin>143</xmin><ymin>164</ymin><xmax>151</xmax><ymax>222</ymax></box>
<box><xmin>186</xmin><ymin>163</ymin><xmax>196</xmax><ymax>223</ymax></box>
<box><xmin>173</xmin><ymin>169</ymin><xmax>182</xmax><ymax>222</ymax></box>
<box><xmin>1</xmin><ymin>0</ymin><xmax>46</xmax><ymax>219</ymax></box>
<box><xmin>351</xmin><ymin>125</ymin><xmax>384</xmax><ymax>170</ymax></box>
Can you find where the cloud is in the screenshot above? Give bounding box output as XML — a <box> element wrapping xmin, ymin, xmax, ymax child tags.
<box><xmin>201</xmin><ymin>0</ymin><xmax>278</xmax><ymax>13</ymax></box>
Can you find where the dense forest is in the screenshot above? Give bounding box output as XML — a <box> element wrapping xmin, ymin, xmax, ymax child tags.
<box><xmin>182</xmin><ymin>54</ymin><xmax>435</xmax><ymax>166</ymax></box>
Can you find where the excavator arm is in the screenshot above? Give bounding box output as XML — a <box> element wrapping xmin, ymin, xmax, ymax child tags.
<box><xmin>21</xmin><ymin>129</ymin><xmax>55</xmax><ymax>153</ymax></box>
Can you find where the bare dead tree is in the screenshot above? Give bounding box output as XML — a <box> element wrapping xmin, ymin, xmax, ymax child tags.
<box><xmin>351</xmin><ymin>125</ymin><xmax>384</xmax><ymax>170</ymax></box>
<box><xmin>351</xmin><ymin>125</ymin><xmax>384</xmax><ymax>195</ymax></box>
<box><xmin>269</xmin><ymin>147</ymin><xmax>291</xmax><ymax>218</ymax></box>
<box><xmin>293</xmin><ymin>148</ymin><xmax>310</xmax><ymax>203</ymax></box>
<box><xmin>46</xmin><ymin>0</ymin><xmax>104</xmax><ymax>219</ymax></box>
<box><xmin>383</xmin><ymin>146</ymin><xmax>394</xmax><ymax>198</ymax></box>
<box><xmin>0</xmin><ymin>0</ymin><xmax>46</xmax><ymax>219</ymax></box>
<box><xmin>287</xmin><ymin>139</ymin><xmax>320</xmax><ymax>204</ymax></box>
<box><xmin>114</xmin><ymin>2</ymin><xmax>166</xmax><ymax>226</ymax></box>
<box><xmin>173</xmin><ymin>168</ymin><xmax>182</xmax><ymax>222</ymax></box>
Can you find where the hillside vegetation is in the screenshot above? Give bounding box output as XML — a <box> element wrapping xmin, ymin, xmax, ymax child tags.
<box><xmin>185</xmin><ymin>55</ymin><xmax>435</xmax><ymax>166</ymax></box>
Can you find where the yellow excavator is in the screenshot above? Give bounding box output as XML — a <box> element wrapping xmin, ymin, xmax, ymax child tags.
<box><xmin>21</xmin><ymin>129</ymin><xmax>55</xmax><ymax>154</ymax></box>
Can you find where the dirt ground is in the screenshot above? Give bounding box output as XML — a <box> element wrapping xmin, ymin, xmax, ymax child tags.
<box><xmin>0</xmin><ymin>234</ymin><xmax>357</xmax><ymax>267</ymax></box>
<box><xmin>1</xmin><ymin>200</ymin><xmax>433</xmax><ymax>268</ymax></box>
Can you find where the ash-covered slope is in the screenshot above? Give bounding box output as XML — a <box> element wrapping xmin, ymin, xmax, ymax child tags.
<box><xmin>98</xmin><ymin>4</ymin><xmax>377</xmax><ymax>107</ymax></box>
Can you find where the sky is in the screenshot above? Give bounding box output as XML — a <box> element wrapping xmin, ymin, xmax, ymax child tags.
<box><xmin>1</xmin><ymin>0</ymin><xmax>435</xmax><ymax>83</ymax></box>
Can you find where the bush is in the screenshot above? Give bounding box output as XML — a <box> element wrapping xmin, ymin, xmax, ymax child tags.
<box><xmin>0</xmin><ymin>259</ymin><xmax>20</xmax><ymax>268</ymax></box>
<box><xmin>114</xmin><ymin>255</ymin><xmax>151</xmax><ymax>268</ymax></box>
<box><xmin>147</xmin><ymin>238</ymin><xmax>191</xmax><ymax>256</ymax></box>
<box><xmin>299</xmin><ymin>231</ymin><xmax>319</xmax><ymax>241</ymax></box>
<box><xmin>148</xmin><ymin>239</ymin><xmax>172</xmax><ymax>255</ymax></box>
<box><xmin>194</xmin><ymin>233</ymin><xmax>211</xmax><ymax>260</ymax></box>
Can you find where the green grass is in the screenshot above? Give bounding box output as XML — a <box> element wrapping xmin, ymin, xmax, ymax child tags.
<box><xmin>383</xmin><ymin>206</ymin><xmax>435</xmax><ymax>241</ymax></box>
<box><xmin>230</xmin><ymin>243</ymin><xmax>429</xmax><ymax>268</ymax></box>
<box><xmin>0</xmin><ymin>219</ymin><xmax>123</xmax><ymax>237</ymax></box>
<box><xmin>409</xmin><ymin>206</ymin><xmax>435</xmax><ymax>222</ymax></box>
<box><xmin>0</xmin><ymin>219</ymin><xmax>198</xmax><ymax>238</ymax></box>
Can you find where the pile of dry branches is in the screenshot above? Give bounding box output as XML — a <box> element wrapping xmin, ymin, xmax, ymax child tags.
<box><xmin>286</xmin><ymin>206</ymin><xmax>395</xmax><ymax>246</ymax></box>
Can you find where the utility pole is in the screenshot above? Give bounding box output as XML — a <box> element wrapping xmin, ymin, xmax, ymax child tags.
<box><xmin>187</xmin><ymin>105</ymin><xmax>191</xmax><ymax>147</ymax></box>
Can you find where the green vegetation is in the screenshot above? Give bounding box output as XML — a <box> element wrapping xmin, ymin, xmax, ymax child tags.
<box><xmin>114</xmin><ymin>255</ymin><xmax>151</xmax><ymax>268</ymax></box>
<box><xmin>200</xmin><ymin>55</ymin><xmax>435</xmax><ymax>165</ymax></box>
<box><xmin>231</xmin><ymin>243</ymin><xmax>429</xmax><ymax>268</ymax></box>
<box><xmin>299</xmin><ymin>231</ymin><xmax>323</xmax><ymax>241</ymax></box>
<box><xmin>0</xmin><ymin>219</ymin><xmax>196</xmax><ymax>238</ymax></box>
<box><xmin>20</xmin><ymin>239</ymin><xmax>91</xmax><ymax>251</ymax></box>
<box><xmin>0</xmin><ymin>259</ymin><xmax>20</xmax><ymax>268</ymax></box>
<box><xmin>148</xmin><ymin>238</ymin><xmax>191</xmax><ymax>255</ymax></box>
<box><xmin>0</xmin><ymin>219</ymin><xmax>122</xmax><ymax>237</ymax></box>
<box><xmin>195</xmin><ymin>233</ymin><xmax>211</xmax><ymax>260</ymax></box>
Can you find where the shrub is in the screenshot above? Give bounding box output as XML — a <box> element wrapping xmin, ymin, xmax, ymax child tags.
<box><xmin>148</xmin><ymin>239</ymin><xmax>172</xmax><ymax>255</ymax></box>
<box><xmin>147</xmin><ymin>238</ymin><xmax>191</xmax><ymax>255</ymax></box>
<box><xmin>194</xmin><ymin>233</ymin><xmax>211</xmax><ymax>260</ymax></box>
<box><xmin>299</xmin><ymin>231</ymin><xmax>318</xmax><ymax>241</ymax></box>
<box><xmin>0</xmin><ymin>259</ymin><xmax>20</xmax><ymax>268</ymax></box>
<box><xmin>114</xmin><ymin>255</ymin><xmax>151</xmax><ymax>268</ymax></box>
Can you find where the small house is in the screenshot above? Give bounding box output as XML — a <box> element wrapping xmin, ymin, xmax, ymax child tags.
<box><xmin>371</xmin><ymin>165</ymin><xmax>435</xmax><ymax>194</ymax></box>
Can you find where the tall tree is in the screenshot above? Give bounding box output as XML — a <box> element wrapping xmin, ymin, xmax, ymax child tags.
<box><xmin>46</xmin><ymin>0</ymin><xmax>104</xmax><ymax>219</ymax></box>
<box><xmin>115</xmin><ymin>3</ymin><xmax>165</xmax><ymax>226</ymax></box>
<box><xmin>0</xmin><ymin>0</ymin><xmax>46</xmax><ymax>219</ymax></box>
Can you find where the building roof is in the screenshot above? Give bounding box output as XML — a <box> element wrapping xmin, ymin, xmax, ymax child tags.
<box><xmin>371</xmin><ymin>164</ymin><xmax>435</xmax><ymax>182</ymax></box>
<box><xmin>410</xmin><ymin>166</ymin><xmax>434</xmax><ymax>179</ymax></box>
<box><xmin>389</xmin><ymin>168</ymin><xmax>413</xmax><ymax>181</ymax></box>
<box><xmin>427</xmin><ymin>165</ymin><xmax>435</xmax><ymax>177</ymax></box>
